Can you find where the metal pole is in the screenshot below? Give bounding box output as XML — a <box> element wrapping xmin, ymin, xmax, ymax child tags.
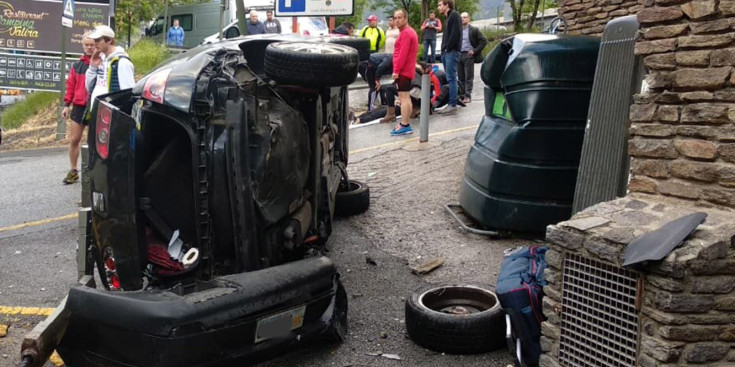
<box><xmin>127</xmin><ymin>12</ymin><xmax>132</xmax><ymax>48</ymax></box>
<box><xmin>419</xmin><ymin>73</ymin><xmax>430</xmax><ymax>142</ymax></box>
<box><xmin>162</xmin><ymin>0</ymin><xmax>169</xmax><ymax>45</ymax></box>
<box><xmin>56</xmin><ymin>25</ymin><xmax>67</xmax><ymax>141</ymax></box>
<box><xmin>219</xmin><ymin>1</ymin><xmax>225</xmax><ymax>41</ymax></box>
<box><xmin>540</xmin><ymin>0</ymin><xmax>545</xmax><ymax>30</ymax></box>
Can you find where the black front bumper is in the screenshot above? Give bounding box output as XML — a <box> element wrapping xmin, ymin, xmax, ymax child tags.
<box><xmin>57</xmin><ymin>257</ymin><xmax>342</xmax><ymax>367</ymax></box>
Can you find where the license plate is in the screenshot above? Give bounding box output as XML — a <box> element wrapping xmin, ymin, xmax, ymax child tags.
<box><xmin>254</xmin><ymin>305</ymin><xmax>306</xmax><ymax>343</ymax></box>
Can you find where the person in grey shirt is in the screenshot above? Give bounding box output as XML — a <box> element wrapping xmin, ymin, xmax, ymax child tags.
<box><xmin>264</xmin><ymin>10</ymin><xmax>281</xmax><ymax>34</ymax></box>
<box><xmin>458</xmin><ymin>12</ymin><xmax>487</xmax><ymax>104</ymax></box>
<box><xmin>420</xmin><ymin>11</ymin><xmax>442</xmax><ymax>63</ymax></box>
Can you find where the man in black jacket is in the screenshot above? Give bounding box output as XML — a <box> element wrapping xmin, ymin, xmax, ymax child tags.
<box><xmin>435</xmin><ymin>0</ymin><xmax>462</xmax><ymax>115</ymax></box>
<box><xmin>458</xmin><ymin>12</ymin><xmax>488</xmax><ymax>104</ymax></box>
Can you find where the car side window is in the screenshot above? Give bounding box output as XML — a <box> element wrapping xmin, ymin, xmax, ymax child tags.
<box><xmin>174</xmin><ymin>14</ymin><xmax>194</xmax><ymax>31</ymax></box>
<box><xmin>225</xmin><ymin>26</ymin><xmax>240</xmax><ymax>39</ymax></box>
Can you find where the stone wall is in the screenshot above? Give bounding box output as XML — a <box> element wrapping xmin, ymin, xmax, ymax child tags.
<box><xmin>538</xmin><ymin>194</ymin><xmax>735</xmax><ymax>367</ymax></box>
<box><xmin>628</xmin><ymin>1</ymin><xmax>735</xmax><ymax>209</ymax></box>
<box><xmin>558</xmin><ymin>0</ymin><xmax>642</xmax><ymax>35</ymax></box>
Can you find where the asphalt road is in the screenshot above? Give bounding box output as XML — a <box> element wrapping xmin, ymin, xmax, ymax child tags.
<box><xmin>0</xmin><ymin>64</ymin><xmax>518</xmax><ymax>366</ymax></box>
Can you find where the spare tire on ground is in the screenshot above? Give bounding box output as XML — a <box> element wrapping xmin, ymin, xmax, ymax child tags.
<box><xmin>264</xmin><ymin>42</ymin><xmax>359</xmax><ymax>88</ymax></box>
<box><xmin>335</xmin><ymin>179</ymin><xmax>370</xmax><ymax>217</ymax></box>
<box><xmin>405</xmin><ymin>283</ymin><xmax>505</xmax><ymax>354</ymax></box>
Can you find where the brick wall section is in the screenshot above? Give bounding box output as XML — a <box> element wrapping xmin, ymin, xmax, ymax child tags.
<box><xmin>627</xmin><ymin>2</ymin><xmax>735</xmax><ymax>207</ymax></box>
<box><xmin>558</xmin><ymin>0</ymin><xmax>643</xmax><ymax>36</ymax></box>
<box><xmin>560</xmin><ymin>0</ymin><xmax>735</xmax><ymax>208</ymax></box>
<box><xmin>538</xmin><ymin>194</ymin><xmax>735</xmax><ymax>367</ymax></box>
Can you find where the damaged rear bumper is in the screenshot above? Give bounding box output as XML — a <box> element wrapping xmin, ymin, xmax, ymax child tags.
<box><xmin>56</xmin><ymin>256</ymin><xmax>342</xmax><ymax>367</ymax></box>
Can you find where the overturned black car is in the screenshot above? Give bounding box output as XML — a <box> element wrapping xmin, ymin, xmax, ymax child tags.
<box><xmin>22</xmin><ymin>34</ymin><xmax>371</xmax><ymax>367</ymax></box>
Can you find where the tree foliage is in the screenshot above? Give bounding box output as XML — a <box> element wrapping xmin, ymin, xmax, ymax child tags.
<box><xmin>336</xmin><ymin>0</ymin><xmax>371</xmax><ymax>28</ymax></box>
<box><xmin>508</xmin><ymin>0</ymin><xmax>557</xmax><ymax>31</ymax></box>
<box><xmin>115</xmin><ymin>0</ymin><xmax>210</xmax><ymax>41</ymax></box>
<box><xmin>368</xmin><ymin>0</ymin><xmax>479</xmax><ymax>31</ymax></box>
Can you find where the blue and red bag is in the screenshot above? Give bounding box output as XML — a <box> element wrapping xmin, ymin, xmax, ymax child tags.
<box><xmin>495</xmin><ymin>246</ymin><xmax>548</xmax><ymax>366</ymax></box>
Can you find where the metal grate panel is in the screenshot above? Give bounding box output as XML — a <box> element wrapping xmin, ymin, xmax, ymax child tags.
<box><xmin>559</xmin><ymin>254</ymin><xmax>640</xmax><ymax>367</ymax></box>
<box><xmin>572</xmin><ymin>15</ymin><xmax>641</xmax><ymax>214</ymax></box>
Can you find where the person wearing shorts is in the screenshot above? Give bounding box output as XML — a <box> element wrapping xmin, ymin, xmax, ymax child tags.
<box><xmin>62</xmin><ymin>34</ymin><xmax>95</xmax><ymax>185</ymax></box>
<box><xmin>390</xmin><ymin>9</ymin><xmax>419</xmax><ymax>136</ymax></box>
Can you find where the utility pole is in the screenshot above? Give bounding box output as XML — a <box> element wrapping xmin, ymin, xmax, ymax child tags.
<box><xmin>162</xmin><ymin>0</ymin><xmax>169</xmax><ymax>45</ymax></box>
<box><xmin>219</xmin><ymin>0</ymin><xmax>225</xmax><ymax>41</ymax></box>
<box><xmin>540</xmin><ymin>0</ymin><xmax>545</xmax><ymax>30</ymax></box>
<box><xmin>235</xmin><ymin>0</ymin><xmax>247</xmax><ymax>35</ymax></box>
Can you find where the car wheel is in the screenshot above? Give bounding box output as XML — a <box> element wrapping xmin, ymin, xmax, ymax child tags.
<box><xmin>405</xmin><ymin>283</ymin><xmax>506</xmax><ymax>354</ymax></box>
<box><xmin>324</xmin><ymin>279</ymin><xmax>348</xmax><ymax>342</ymax></box>
<box><xmin>334</xmin><ymin>180</ymin><xmax>370</xmax><ymax>217</ymax></box>
<box><xmin>322</xmin><ymin>36</ymin><xmax>370</xmax><ymax>62</ymax></box>
<box><xmin>264</xmin><ymin>42</ymin><xmax>358</xmax><ymax>88</ymax></box>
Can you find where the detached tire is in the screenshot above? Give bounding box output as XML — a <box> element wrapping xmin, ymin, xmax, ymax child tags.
<box><xmin>265</xmin><ymin>42</ymin><xmax>358</xmax><ymax>88</ymax></box>
<box><xmin>334</xmin><ymin>180</ymin><xmax>370</xmax><ymax>217</ymax></box>
<box><xmin>322</xmin><ymin>36</ymin><xmax>370</xmax><ymax>61</ymax></box>
<box><xmin>405</xmin><ymin>283</ymin><xmax>505</xmax><ymax>354</ymax></box>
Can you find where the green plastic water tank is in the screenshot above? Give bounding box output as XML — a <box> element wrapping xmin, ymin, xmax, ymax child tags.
<box><xmin>460</xmin><ymin>34</ymin><xmax>600</xmax><ymax>232</ymax></box>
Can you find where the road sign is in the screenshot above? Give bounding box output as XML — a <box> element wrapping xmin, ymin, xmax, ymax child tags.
<box><xmin>62</xmin><ymin>0</ymin><xmax>75</xmax><ymax>28</ymax></box>
<box><xmin>63</xmin><ymin>0</ymin><xmax>75</xmax><ymax>18</ymax></box>
<box><xmin>0</xmin><ymin>0</ymin><xmax>109</xmax><ymax>54</ymax></box>
<box><xmin>275</xmin><ymin>0</ymin><xmax>353</xmax><ymax>17</ymax></box>
<box><xmin>0</xmin><ymin>53</ymin><xmax>73</xmax><ymax>92</ymax></box>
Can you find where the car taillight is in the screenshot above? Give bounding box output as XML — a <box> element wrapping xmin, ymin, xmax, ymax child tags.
<box><xmin>96</xmin><ymin>103</ymin><xmax>112</xmax><ymax>159</ymax></box>
<box><xmin>102</xmin><ymin>247</ymin><xmax>122</xmax><ymax>291</ymax></box>
<box><xmin>142</xmin><ymin>68</ymin><xmax>172</xmax><ymax>104</ymax></box>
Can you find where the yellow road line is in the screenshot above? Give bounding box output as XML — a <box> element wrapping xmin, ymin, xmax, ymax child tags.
<box><xmin>0</xmin><ymin>213</ymin><xmax>77</xmax><ymax>234</ymax></box>
<box><xmin>0</xmin><ymin>306</ymin><xmax>56</xmax><ymax>316</ymax></box>
<box><xmin>349</xmin><ymin>124</ymin><xmax>478</xmax><ymax>155</ymax></box>
<box><xmin>0</xmin><ymin>125</ymin><xmax>477</xmax><ymax>233</ymax></box>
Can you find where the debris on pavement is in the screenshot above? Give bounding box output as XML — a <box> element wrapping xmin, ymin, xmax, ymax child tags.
<box><xmin>411</xmin><ymin>258</ymin><xmax>444</xmax><ymax>275</ymax></box>
<box><xmin>0</xmin><ymin>324</ymin><xmax>8</xmax><ymax>337</ymax></box>
<box><xmin>365</xmin><ymin>351</ymin><xmax>402</xmax><ymax>360</ymax></box>
<box><xmin>365</xmin><ymin>256</ymin><xmax>377</xmax><ymax>266</ymax></box>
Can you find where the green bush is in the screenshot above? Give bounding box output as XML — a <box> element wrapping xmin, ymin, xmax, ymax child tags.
<box><xmin>128</xmin><ymin>39</ymin><xmax>171</xmax><ymax>76</ymax></box>
<box><xmin>2</xmin><ymin>92</ymin><xmax>59</xmax><ymax>130</ymax></box>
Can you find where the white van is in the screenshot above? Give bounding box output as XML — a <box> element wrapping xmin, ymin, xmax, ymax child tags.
<box><xmin>146</xmin><ymin>2</ymin><xmax>225</xmax><ymax>49</ymax></box>
<box><xmin>200</xmin><ymin>16</ymin><xmax>329</xmax><ymax>45</ymax></box>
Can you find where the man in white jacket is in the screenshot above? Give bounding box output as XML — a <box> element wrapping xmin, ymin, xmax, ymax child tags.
<box><xmin>85</xmin><ymin>25</ymin><xmax>135</xmax><ymax>108</ymax></box>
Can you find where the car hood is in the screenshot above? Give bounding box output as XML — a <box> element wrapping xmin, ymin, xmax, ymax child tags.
<box><xmin>133</xmin><ymin>34</ymin><xmax>312</xmax><ymax>113</ymax></box>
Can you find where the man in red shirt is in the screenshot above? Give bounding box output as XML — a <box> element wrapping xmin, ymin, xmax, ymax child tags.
<box><xmin>390</xmin><ymin>9</ymin><xmax>419</xmax><ymax>136</ymax></box>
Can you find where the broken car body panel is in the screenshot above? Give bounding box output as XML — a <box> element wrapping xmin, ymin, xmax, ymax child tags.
<box><xmin>623</xmin><ymin>212</ymin><xmax>707</xmax><ymax>268</ymax></box>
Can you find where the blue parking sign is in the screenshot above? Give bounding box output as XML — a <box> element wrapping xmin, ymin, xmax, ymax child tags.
<box><xmin>279</xmin><ymin>0</ymin><xmax>305</xmax><ymax>12</ymax></box>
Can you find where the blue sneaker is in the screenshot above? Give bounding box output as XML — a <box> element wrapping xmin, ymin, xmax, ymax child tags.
<box><xmin>390</xmin><ymin>124</ymin><xmax>413</xmax><ymax>136</ymax></box>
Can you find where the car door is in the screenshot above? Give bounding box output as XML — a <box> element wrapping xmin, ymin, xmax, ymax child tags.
<box><xmin>87</xmin><ymin>90</ymin><xmax>144</xmax><ymax>290</ymax></box>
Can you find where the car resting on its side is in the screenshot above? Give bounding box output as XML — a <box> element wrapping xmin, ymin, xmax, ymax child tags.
<box><xmin>23</xmin><ymin>34</ymin><xmax>370</xmax><ymax>367</ymax></box>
